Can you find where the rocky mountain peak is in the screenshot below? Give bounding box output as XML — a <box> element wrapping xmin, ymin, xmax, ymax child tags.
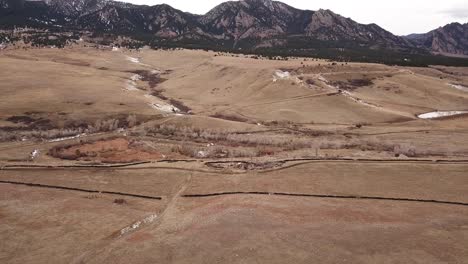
<box><xmin>241</xmin><ymin>0</ymin><xmax>275</xmax><ymax>9</ymax></box>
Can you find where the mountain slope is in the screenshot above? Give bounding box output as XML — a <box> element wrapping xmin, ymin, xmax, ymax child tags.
<box><xmin>4</xmin><ymin>0</ymin><xmax>26</xmax><ymax>9</ymax></box>
<box><xmin>0</xmin><ymin>0</ymin><xmax>70</xmax><ymax>28</ymax></box>
<box><xmin>76</xmin><ymin>3</ymin><xmax>200</xmax><ymax>37</ymax></box>
<box><xmin>46</xmin><ymin>0</ymin><xmax>111</xmax><ymax>16</ymax></box>
<box><xmin>406</xmin><ymin>23</ymin><xmax>468</xmax><ymax>56</ymax></box>
<box><xmin>303</xmin><ymin>9</ymin><xmax>412</xmax><ymax>50</ymax></box>
<box><xmin>198</xmin><ymin>0</ymin><xmax>412</xmax><ymax>50</ymax></box>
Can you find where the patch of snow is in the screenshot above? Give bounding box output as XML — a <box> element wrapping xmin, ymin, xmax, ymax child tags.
<box><xmin>275</xmin><ymin>70</ymin><xmax>290</xmax><ymax>79</ymax></box>
<box><xmin>272</xmin><ymin>70</ymin><xmax>307</xmax><ymax>86</ymax></box>
<box><xmin>143</xmin><ymin>214</ymin><xmax>158</xmax><ymax>224</ymax></box>
<box><xmin>126</xmin><ymin>56</ymin><xmax>141</xmax><ymax>64</ymax></box>
<box><xmin>449</xmin><ymin>83</ymin><xmax>468</xmax><ymax>92</ymax></box>
<box><xmin>30</xmin><ymin>149</ymin><xmax>40</xmax><ymax>160</ymax></box>
<box><xmin>120</xmin><ymin>214</ymin><xmax>158</xmax><ymax>236</ymax></box>
<box><xmin>124</xmin><ymin>81</ymin><xmax>138</xmax><ymax>91</ymax></box>
<box><xmin>418</xmin><ymin>111</ymin><xmax>468</xmax><ymax>119</ymax></box>
<box><xmin>48</xmin><ymin>133</ymin><xmax>85</xmax><ymax>143</ymax></box>
<box><xmin>112</xmin><ymin>46</ymin><xmax>120</xmax><ymax>51</ymax></box>
<box><xmin>341</xmin><ymin>91</ymin><xmax>381</xmax><ymax>109</ymax></box>
<box><xmin>126</xmin><ymin>55</ymin><xmax>151</xmax><ymax>67</ymax></box>
<box><xmin>318</xmin><ymin>76</ymin><xmax>328</xmax><ymax>83</ymax></box>
<box><xmin>149</xmin><ymin>103</ymin><xmax>180</xmax><ymax>113</ymax></box>
<box><xmin>197</xmin><ymin>151</ymin><xmax>207</xmax><ymax>158</ymax></box>
<box><xmin>125</xmin><ymin>83</ymin><xmax>138</xmax><ymax>91</ymax></box>
<box><xmin>273</xmin><ymin>70</ymin><xmax>291</xmax><ymax>82</ymax></box>
<box><xmin>130</xmin><ymin>74</ymin><xmax>141</xmax><ymax>82</ymax></box>
<box><xmin>316</xmin><ymin>75</ymin><xmax>338</xmax><ymax>91</ymax></box>
<box><xmin>124</xmin><ymin>74</ymin><xmax>141</xmax><ymax>91</ymax></box>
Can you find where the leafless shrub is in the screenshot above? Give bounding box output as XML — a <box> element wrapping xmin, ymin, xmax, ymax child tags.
<box><xmin>139</xmin><ymin>124</ymin><xmax>460</xmax><ymax>158</ymax></box>
<box><xmin>150</xmin><ymin>90</ymin><xmax>168</xmax><ymax>100</ymax></box>
<box><xmin>169</xmin><ymin>99</ymin><xmax>191</xmax><ymax>113</ymax></box>
<box><xmin>126</xmin><ymin>115</ymin><xmax>138</xmax><ymax>128</ymax></box>
<box><xmin>258</xmin><ymin>147</ymin><xmax>276</xmax><ymax>156</ymax></box>
<box><xmin>129</xmin><ymin>70</ymin><xmax>167</xmax><ymax>88</ymax></box>
<box><xmin>349</xmin><ymin>79</ymin><xmax>373</xmax><ymax>87</ymax></box>
<box><xmin>145</xmin><ymin>124</ymin><xmax>314</xmax><ymax>157</ymax></box>
<box><xmin>6</xmin><ymin>115</ymin><xmax>36</xmax><ymax>124</ymax></box>
<box><xmin>227</xmin><ymin>148</ymin><xmax>259</xmax><ymax>158</ymax></box>
<box><xmin>330</xmin><ymin>78</ymin><xmax>374</xmax><ymax>91</ymax></box>
<box><xmin>171</xmin><ymin>142</ymin><xmax>259</xmax><ymax>158</ymax></box>
<box><xmin>171</xmin><ymin>144</ymin><xmax>197</xmax><ymax>157</ymax></box>
<box><xmin>264</xmin><ymin>120</ymin><xmax>296</xmax><ymax>127</ymax></box>
<box><xmin>0</xmin><ymin>127</ymin><xmax>85</xmax><ymax>142</ymax></box>
<box><xmin>89</xmin><ymin>118</ymin><xmax>119</xmax><ymax>133</ymax></box>
<box><xmin>114</xmin><ymin>199</ymin><xmax>127</xmax><ymax>205</ymax></box>
<box><xmin>393</xmin><ymin>144</ymin><xmax>417</xmax><ymax>157</ymax></box>
<box><xmin>0</xmin><ymin>115</ymin><xmax>139</xmax><ymax>143</ymax></box>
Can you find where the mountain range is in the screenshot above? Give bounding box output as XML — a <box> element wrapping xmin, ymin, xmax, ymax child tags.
<box><xmin>0</xmin><ymin>0</ymin><xmax>467</xmax><ymax>58</ymax></box>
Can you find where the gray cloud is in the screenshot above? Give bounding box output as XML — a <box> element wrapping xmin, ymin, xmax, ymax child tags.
<box><xmin>442</xmin><ymin>7</ymin><xmax>468</xmax><ymax>19</ymax></box>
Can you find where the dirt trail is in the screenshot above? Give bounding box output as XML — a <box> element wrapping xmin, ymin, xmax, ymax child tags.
<box><xmin>236</xmin><ymin>91</ymin><xmax>339</xmax><ymax>109</ymax></box>
<box><xmin>72</xmin><ymin>173</ymin><xmax>193</xmax><ymax>263</ymax></box>
<box><xmin>315</xmin><ymin>74</ymin><xmax>417</xmax><ymax>119</ymax></box>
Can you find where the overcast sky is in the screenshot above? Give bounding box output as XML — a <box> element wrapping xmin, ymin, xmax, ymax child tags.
<box><xmin>122</xmin><ymin>0</ymin><xmax>468</xmax><ymax>35</ymax></box>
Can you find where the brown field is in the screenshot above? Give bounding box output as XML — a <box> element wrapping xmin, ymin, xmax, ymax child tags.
<box><xmin>1</xmin><ymin>46</ymin><xmax>468</xmax><ymax>263</ymax></box>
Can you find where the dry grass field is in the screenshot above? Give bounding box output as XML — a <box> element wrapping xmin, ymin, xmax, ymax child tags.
<box><xmin>1</xmin><ymin>45</ymin><xmax>468</xmax><ymax>263</ymax></box>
